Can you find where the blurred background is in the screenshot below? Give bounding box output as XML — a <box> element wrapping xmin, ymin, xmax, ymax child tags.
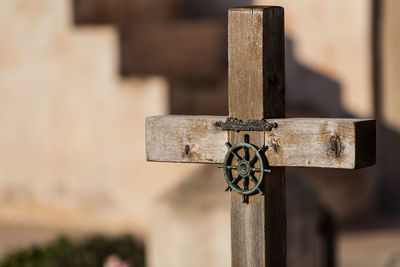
<box><xmin>0</xmin><ymin>0</ymin><xmax>399</xmax><ymax>266</ymax></box>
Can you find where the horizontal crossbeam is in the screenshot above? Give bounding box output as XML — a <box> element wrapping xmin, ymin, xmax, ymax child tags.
<box><xmin>146</xmin><ymin>115</ymin><xmax>375</xmax><ymax>169</ymax></box>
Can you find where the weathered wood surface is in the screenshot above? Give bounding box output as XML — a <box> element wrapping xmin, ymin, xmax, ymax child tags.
<box><xmin>228</xmin><ymin>7</ymin><xmax>286</xmax><ymax>267</ymax></box>
<box><xmin>146</xmin><ymin>115</ymin><xmax>376</xmax><ymax>169</ymax></box>
<box><xmin>265</xmin><ymin>118</ymin><xmax>376</xmax><ymax>169</ymax></box>
<box><xmin>146</xmin><ymin>115</ymin><xmax>227</xmax><ymax>163</ymax></box>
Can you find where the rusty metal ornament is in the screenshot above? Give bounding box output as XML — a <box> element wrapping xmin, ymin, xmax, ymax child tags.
<box><xmin>218</xmin><ymin>134</ymin><xmax>271</xmax><ymax>203</ymax></box>
<box><xmin>216</xmin><ymin>117</ymin><xmax>277</xmax><ymax>132</ymax></box>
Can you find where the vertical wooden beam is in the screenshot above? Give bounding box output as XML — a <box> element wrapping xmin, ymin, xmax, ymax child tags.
<box><xmin>228</xmin><ymin>6</ymin><xmax>286</xmax><ymax>267</ymax></box>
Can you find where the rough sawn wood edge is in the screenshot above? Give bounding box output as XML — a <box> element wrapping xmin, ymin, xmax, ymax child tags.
<box><xmin>145</xmin><ymin>115</ymin><xmax>376</xmax><ymax>169</ymax></box>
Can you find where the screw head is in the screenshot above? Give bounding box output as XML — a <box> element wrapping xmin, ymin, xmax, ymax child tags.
<box><xmin>184</xmin><ymin>145</ymin><xmax>190</xmax><ymax>155</ymax></box>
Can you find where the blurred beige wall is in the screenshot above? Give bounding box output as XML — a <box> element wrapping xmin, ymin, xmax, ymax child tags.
<box><xmin>256</xmin><ymin>0</ymin><xmax>373</xmax><ymax>118</ymax></box>
<box><xmin>0</xmin><ymin>0</ymin><xmax>197</xmax><ymax>236</ymax></box>
<box><xmin>382</xmin><ymin>0</ymin><xmax>400</xmax><ymax>132</ymax></box>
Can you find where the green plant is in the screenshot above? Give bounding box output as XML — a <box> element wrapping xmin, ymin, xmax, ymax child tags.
<box><xmin>0</xmin><ymin>234</ymin><xmax>145</xmax><ymax>267</ymax></box>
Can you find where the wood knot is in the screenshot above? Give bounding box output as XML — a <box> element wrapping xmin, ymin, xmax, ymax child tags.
<box><xmin>270</xmin><ymin>138</ymin><xmax>279</xmax><ymax>153</ymax></box>
<box><xmin>327</xmin><ymin>135</ymin><xmax>342</xmax><ymax>158</ymax></box>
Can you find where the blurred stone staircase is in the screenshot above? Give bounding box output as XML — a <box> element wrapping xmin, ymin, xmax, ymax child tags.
<box><xmin>0</xmin><ymin>0</ymin><xmax>200</xmax><ymax>244</ymax></box>
<box><xmin>73</xmin><ymin>0</ymin><xmax>231</xmax><ymax>115</ymax></box>
<box><xmin>74</xmin><ymin>0</ymin><xmax>184</xmax><ymax>24</ymax></box>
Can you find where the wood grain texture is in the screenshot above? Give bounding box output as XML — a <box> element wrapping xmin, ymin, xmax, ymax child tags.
<box><xmin>264</xmin><ymin>118</ymin><xmax>376</xmax><ymax>169</ymax></box>
<box><xmin>228</xmin><ymin>7</ymin><xmax>285</xmax><ymax>120</ymax></box>
<box><xmin>228</xmin><ymin>7</ymin><xmax>286</xmax><ymax>267</ymax></box>
<box><xmin>146</xmin><ymin>116</ymin><xmax>376</xmax><ymax>169</ymax></box>
<box><xmin>146</xmin><ymin>115</ymin><xmax>227</xmax><ymax>163</ymax></box>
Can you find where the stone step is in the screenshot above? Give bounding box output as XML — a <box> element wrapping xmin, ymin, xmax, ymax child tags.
<box><xmin>120</xmin><ymin>20</ymin><xmax>227</xmax><ymax>78</ymax></box>
<box><xmin>169</xmin><ymin>77</ymin><xmax>228</xmax><ymax>115</ymax></box>
<box><xmin>74</xmin><ymin>0</ymin><xmax>183</xmax><ymax>24</ymax></box>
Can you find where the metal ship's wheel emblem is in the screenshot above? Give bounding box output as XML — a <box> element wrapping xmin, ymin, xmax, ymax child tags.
<box><xmin>218</xmin><ymin>134</ymin><xmax>271</xmax><ymax>203</ymax></box>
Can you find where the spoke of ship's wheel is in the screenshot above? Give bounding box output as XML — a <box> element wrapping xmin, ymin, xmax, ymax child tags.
<box><xmin>257</xmin><ymin>187</ymin><xmax>264</xmax><ymax>195</ymax></box>
<box><xmin>249</xmin><ymin>174</ymin><xmax>258</xmax><ymax>185</ymax></box>
<box><xmin>251</xmin><ymin>167</ymin><xmax>261</xmax><ymax>173</ymax></box>
<box><xmin>225</xmin><ymin>186</ymin><xmax>231</xmax><ymax>191</ymax></box>
<box><xmin>264</xmin><ymin>169</ymin><xmax>271</xmax><ymax>173</ymax></box>
<box><xmin>243</xmin><ymin>177</ymin><xmax>249</xmax><ymax>191</ymax></box>
<box><xmin>244</xmin><ymin>146</ymin><xmax>249</xmax><ymax>161</ymax></box>
<box><xmin>217</xmin><ymin>164</ymin><xmax>223</xmax><ymax>168</ymax></box>
<box><xmin>231</xmin><ymin>174</ymin><xmax>242</xmax><ymax>184</ymax></box>
<box><xmin>232</xmin><ymin>150</ymin><xmax>243</xmax><ymax>161</ymax></box>
<box><xmin>225</xmin><ymin>142</ymin><xmax>232</xmax><ymax>148</ymax></box>
<box><xmin>249</xmin><ymin>155</ymin><xmax>258</xmax><ymax>165</ymax></box>
<box><xmin>258</xmin><ymin>146</ymin><xmax>267</xmax><ymax>153</ymax></box>
<box><xmin>243</xmin><ymin>176</ymin><xmax>249</xmax><ymax>190</ymax></box>
<box><xmin>226</xmin><ymin>165</ymin><xmax>237</xmax><ymax>170</ymax></box>
<box><xmin>242</xmin><ymin>177</ymin><xmax>249</xmax><ymax>203</ymax></box>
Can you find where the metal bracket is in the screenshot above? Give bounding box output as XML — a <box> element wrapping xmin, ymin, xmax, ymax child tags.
<box><xmin>216</xmin><ymin>117</ymin><xmax>277</xmax><ymax>132</ymax></box>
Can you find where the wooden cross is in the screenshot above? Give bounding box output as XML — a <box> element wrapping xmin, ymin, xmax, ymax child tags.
<box><xmin>145</xmin><ymin>6</ymin><xmax>375</xmax><ymax>267</ymax></box>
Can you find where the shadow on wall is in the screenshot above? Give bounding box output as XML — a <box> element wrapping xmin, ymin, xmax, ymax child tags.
<box><xmin>286</xmin><ymin>35</ymin><xmax>400</xmax><ymax>222</ymax></box>
<box><xmin>149</xmin><ymin>164</ymin><xmax>335</xmax><ymax>267</ymax></box>
<box><xmin>284</xmin><ymin>37</ymin><xmax>373</xmax><ymax>224</ymax></box>
<box><xmin>171</xmin><ymin>34</ymin><xmax>400</xmax><ymax>223</ymax></box>
<box><xmin>168</xmin><ymin>36</ymin><xmax>383</xmax><ymax>225</ymax></box>
<box><xmin>372</xmin><ymin>0</ymin><xmax>400</xmax><ymax>220</ymax></box>
<box><xmin>378</xmin><ymin>125</ymin><xmax>400</xmax><ymax>218</ymax></box>
<box><xmin>285</xmin><ymin>38</ymin><xmax>344</xmax><ymax>118</ymax></box>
